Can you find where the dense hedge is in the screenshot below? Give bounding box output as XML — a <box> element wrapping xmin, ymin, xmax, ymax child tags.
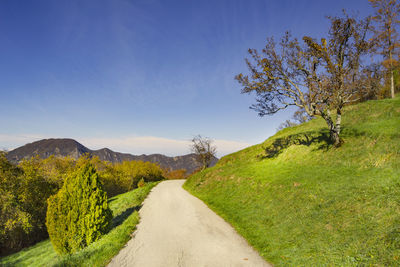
<box><xmin>46</xmin><ymin>163</ymin><xmax>112</xmax><ymax>254</ymax></box>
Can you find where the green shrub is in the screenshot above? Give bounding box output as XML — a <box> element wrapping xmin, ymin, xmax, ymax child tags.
<box><xmin>19</xmin><ymin>157</ymin><xmax>60</xmax><ymax>233</ymax></box>
<box><xmin>162</xmin><ymin>168</ymin><xmax>188</xmax><ymax>179</ymax></box>
<box><xmin>114</xmin><ymin>160</ymin><xmax>164</xmax><ymax>190</ymax></box>
<box><xmin>41</xmin><ymin>155</ymin><xmax>75</xmax><ymax>188</ymax></box>
<box><xmin>137</xmin><ymin>177</ymin><xmax>145</xmax><ymax>188</ymax></box>
<box><xmin>46</xmin><ymin>163</ymin><xmax>112</xmax><ymax>254</ymax></box>
<box><xmin>76</xmin><ymin>155</ymin><xmax>127</xmax><ymax>197</ymax></box>
<box><xmin>0</xmin><ymin>153</ymin><xmax>59</xmax><ymax>255</ymax></box>
<box><xmin>1</xmin><ymin>154</ymin><xmax>163</xmax><ymax>255</ymax></box>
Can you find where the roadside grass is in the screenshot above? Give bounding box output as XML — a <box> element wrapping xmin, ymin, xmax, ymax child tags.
<box><xmin>0</xmin><ymin>182</ymin><xmax>158</xmax><ymax>267</ymax></box>
<box><xmin>184</xmin><ymin>97</ymin><xmax>400</xmax><ymax>266</ymax></box>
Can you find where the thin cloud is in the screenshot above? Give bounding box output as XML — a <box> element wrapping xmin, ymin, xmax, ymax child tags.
<box><xmin>0</xmin><ymin>134</ymin><xmax>47</xmax><ymax>150</ymax></box>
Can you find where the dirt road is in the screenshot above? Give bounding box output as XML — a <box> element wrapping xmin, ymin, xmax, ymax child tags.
<box><xmin>108</xmin><ymin>180</ymin><xmax>270</xmax><ymax>267</ymax></box>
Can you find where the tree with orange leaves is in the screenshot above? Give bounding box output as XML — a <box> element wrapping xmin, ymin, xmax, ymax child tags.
<box><xmin>369</xmin><ymin>0</ymin><xmax>400</xmax><ymax>98</ymax></box>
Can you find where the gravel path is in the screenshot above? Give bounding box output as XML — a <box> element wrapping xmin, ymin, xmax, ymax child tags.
<box><xmin>108</xmin><ymin>180</ymin><xmax>270</xmax><ymax>267</ymax></box>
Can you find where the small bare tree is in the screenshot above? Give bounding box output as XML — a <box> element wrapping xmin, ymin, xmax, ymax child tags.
<box><xmin>292</xmin><ymin>108</ymin><xmax>312</xmax><ymax>124</ymax></box>
<box><xmin>190</xmin><ymin>135</ymin><xmax>217</xmax><ymax>170</ymax></box>
<box><xmin>276</xmin><ymin>108</ymin><xmax>312</xmax><ymax>132</ymax></box>
<box><xmin>236</xmin><ymin>13</ymin><xmax>372</xmax><ymax>146</ymax></box>
<box><xmin>369</xmin><ymin>0</ymin><xmax>400</xmax><ymax>98</ymax></box>
<box><xmin>276</xmin><ymin>119</ymin><xmax>298</xmax><ymax>131</ymax></box>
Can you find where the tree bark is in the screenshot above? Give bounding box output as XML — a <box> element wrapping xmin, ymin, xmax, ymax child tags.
<box><xmin>321</xmin><ymin>110</ymin><xmax>343</xmax><ymax>147</ymax></box>
<box><xmin>391</xmin><ymin>70</ymin><xmax>395</xmax><ymax>99</ymax></box>
<box><xmin>331</xmin><ymin>130</ymin><xmax>341</xmax><ymax>147</ymax></box>
<box><xmin>389</xmin><ymin>49</ymin><xmax>395</xmax><ymax>99</ymax></box>
<box><xmin>335</xmin><ymin>108</ymin><xmax>342</xmax><ymax>137</ymax></box>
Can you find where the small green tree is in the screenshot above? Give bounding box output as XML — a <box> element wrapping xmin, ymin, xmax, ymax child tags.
<box><xmin>46</xmin><ymin>163</ymin><xmax>112</xmax><ymax>254</ymax></box>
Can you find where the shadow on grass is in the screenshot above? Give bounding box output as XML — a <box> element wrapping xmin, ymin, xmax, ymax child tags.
<box><xmin>108</xmin><ymin>198</ymin><xmax>117</xmax><ymax>204</ymax></box>
<box><xmin>341</xmin><ymin>127</ymin><xmax>368</xmax><ymax>138</ymax></box>
<box><xmin>111</xmin><ymin>205</ymin><xmax>142</xmax><ymax>229</ymax></box>
<box><xmin>260</xmin><ymin>127</ymin><xmax>367</xmax><ymax>159</ymax></box>
<box><xmin>259</xmin><ymin>130</ymin><xmax>331</xmax><ymax>159</ymax></box>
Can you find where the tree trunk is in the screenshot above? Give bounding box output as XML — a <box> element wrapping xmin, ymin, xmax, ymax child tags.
<box><xmin>331</xmin><ymin>130</ymin><xmax>341</xmax><ymax>147</ymax></box>
<box><xmin>201</xmin><ymin>156</ymin><xmax>207</xmax><ymax>170</ymax></box>
<box><xmin>335</xmin><ymin>108</ymin><xmax>342</xmax><ymax>136</ymax></box>
<box><xmin>389</xmin><ymin>49</ymin><xmax>395</xmax><ymax>99</ymax></box>
<box><xmin>391</xmin><ymin>70</ymin><xmax>395</xmax><ymax>99</ymax></box>
<box><xmin>321</xmin><ymin>109</ymin><xmax>343</xmax><ymax>147</ymax></box>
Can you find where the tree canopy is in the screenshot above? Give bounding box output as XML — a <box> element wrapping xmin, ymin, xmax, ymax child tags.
<box><xmin>236</xmin><ymin>13</ymin><xmax>374</xmax><ymax>146</ymax></box>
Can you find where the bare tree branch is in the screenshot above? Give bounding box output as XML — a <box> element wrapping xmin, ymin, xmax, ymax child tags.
<box><xmin>190</xmin><ymin>135</ymin><xmax>217</xmax><ymax>170</ymax></box>
<box><xmin>236</xmin><ymin>13</ymin><xmax>375</xmax><ymax>147</ymax></box>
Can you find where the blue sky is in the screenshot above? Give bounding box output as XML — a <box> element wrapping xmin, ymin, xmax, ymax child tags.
<box><xmin>0</xmin><ymin>0</ymin><xmax>373</xmax><ymax>157</ymax></box>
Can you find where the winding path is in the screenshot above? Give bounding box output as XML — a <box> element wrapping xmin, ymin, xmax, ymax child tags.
<box><xmin>108</xmin><ymin>180</ymin><xmax>270</xmax><ymax>267</ymax></box>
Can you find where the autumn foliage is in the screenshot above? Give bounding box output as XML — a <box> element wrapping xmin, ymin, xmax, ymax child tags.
<box><xmin>162</xmin><ymin>168</ymin><xmax>188</xmax><ymax>179</ymax></box>
<box><xmin>0</xmin><ymin>154</ymin><xmax>59</xmax><ymax>255</ymax></box>
<box><xmin>0</xmin><ymin>153</ymin><xmax>164</xmax><ymax>255</ymax></box>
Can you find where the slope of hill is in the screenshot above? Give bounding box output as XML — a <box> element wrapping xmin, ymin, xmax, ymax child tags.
<box><xmin>184</xmin><ymin>97</ymin><xmax>400</xmax><ymax>266</ymax></box>
<box><xmin>6</xmin><ymin>138</ymin><xmax>217</xmax><ymax>173</ymax></box>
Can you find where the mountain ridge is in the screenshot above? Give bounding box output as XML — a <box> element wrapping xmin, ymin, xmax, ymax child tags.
<box><xmin>6</xmin><ymin>138</ymin><xmax>217</xmax><ymax>173</ymax></box>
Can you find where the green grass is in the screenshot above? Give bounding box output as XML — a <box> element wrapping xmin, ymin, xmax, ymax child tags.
<box><xmin>184</xmin><ymin>97</ymin><xmax>400</xmax><ymax>266</ymax></box>
<box><xmin>0</xmin><ymin>182</ymin><xmax>158</xmax><ymax>267</ymax></box>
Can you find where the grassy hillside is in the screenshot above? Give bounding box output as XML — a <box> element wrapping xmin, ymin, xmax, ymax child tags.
<box><xmin>0</xmin><ymin>182</ymin><xmax>158</xmax><ymax>267</ymax></box>
<box><xmin>184</xmin><ymin>97</ymin><xmax>400</xmax><ymax>266</ymax></box>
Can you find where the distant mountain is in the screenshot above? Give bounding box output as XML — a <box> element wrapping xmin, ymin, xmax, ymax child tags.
<box><xmin>6</xmin><ymin>138</ymin><xmax>218</xmax><ymax>173</ymax></box>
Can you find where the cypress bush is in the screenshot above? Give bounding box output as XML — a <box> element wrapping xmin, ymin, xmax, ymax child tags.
<box><xmin>46</xmin><ymin>163</ymin><xmax>112</xmax><ymax>254</ymax></box>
